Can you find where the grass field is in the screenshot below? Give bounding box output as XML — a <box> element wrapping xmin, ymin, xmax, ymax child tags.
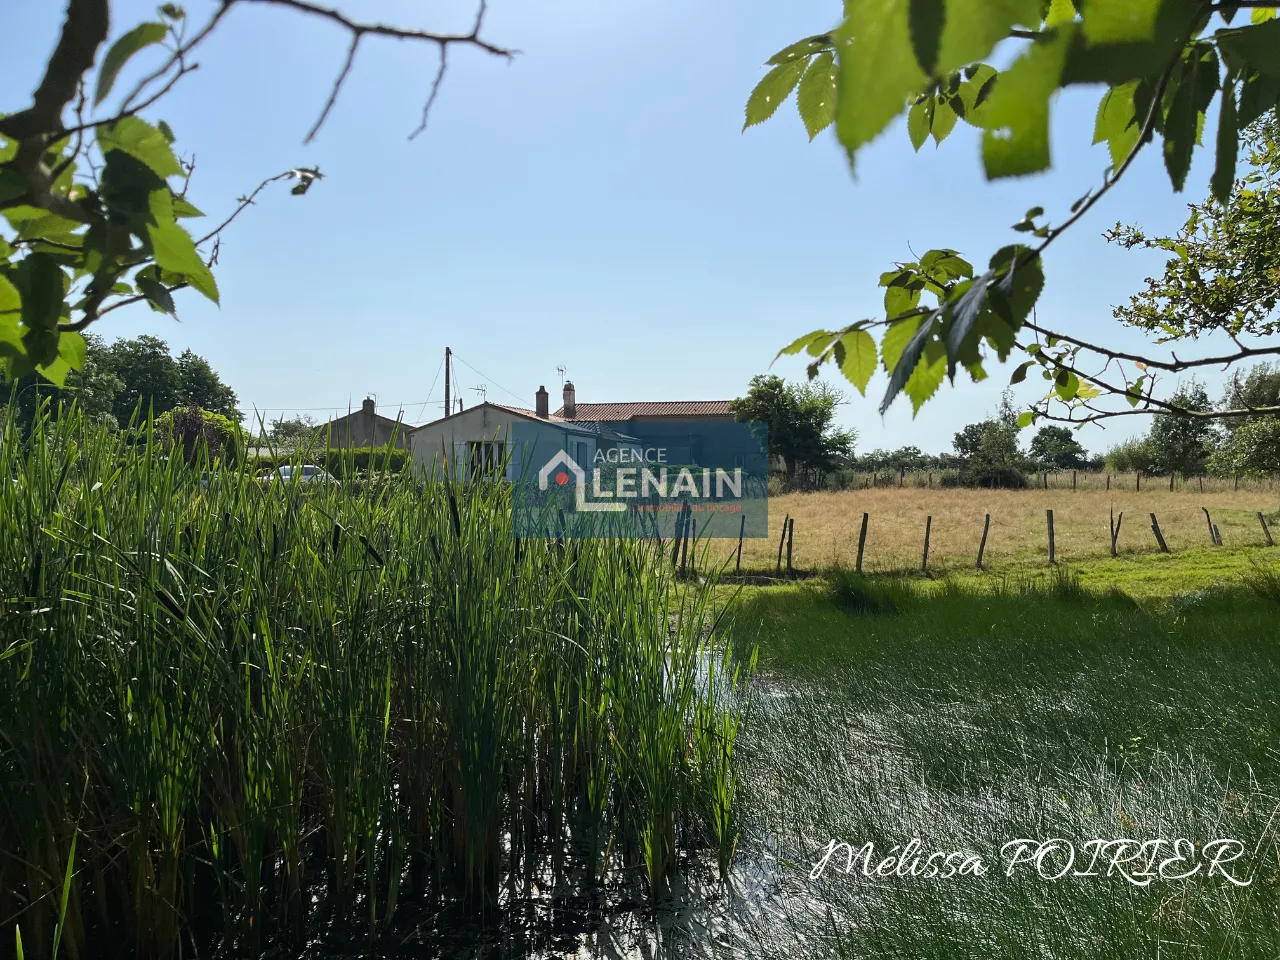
<box><xmin>724</xmin><ymin>571</ymin><xmax>1280</xmax><ymax>959</ymax></box>
<box><xmin>714</xmin><ymin>487</ymin><xmax>1280</xmax><ymax>576</ymax></box>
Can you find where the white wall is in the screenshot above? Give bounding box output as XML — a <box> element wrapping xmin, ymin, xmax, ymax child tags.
<box><xmin>407</xmin><ymin>407</ymin><xmax>598</xmax><ymax>482</ymax></box>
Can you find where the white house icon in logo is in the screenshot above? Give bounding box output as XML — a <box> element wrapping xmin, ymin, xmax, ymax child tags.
<box><xmin>537</xmin><ymin>450</ymin><xmax>626</xmax><ymax>513</ymax></box>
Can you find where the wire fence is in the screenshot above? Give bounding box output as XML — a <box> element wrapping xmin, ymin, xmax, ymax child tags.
<box><xmin>773</xmin><ymin>469</ymin><xmax>1280</xmax><ymax>496</ymax></box>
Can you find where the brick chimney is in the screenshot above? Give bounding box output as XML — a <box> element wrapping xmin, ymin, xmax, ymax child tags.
<box><xmin>562</xmin><ymin>381</ymin><xmax>576</xmax><ymax>419</ymax></box>
<box><xmin>535</xmin><ymin>385</ymin><xmax>549</xmax><ymax>419</ymax></box>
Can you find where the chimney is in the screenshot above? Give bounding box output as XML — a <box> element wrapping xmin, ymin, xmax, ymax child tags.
<box><xmin>535</xmin><ymin>385</ymin><xmax>549</xmax><ymax>419</ymax></box>
<box><xmin>562</xmin><ymin>381</ymin><xmax>576</xmax><ymax>419</ymax></box>
<box><xmin>362</xmin><ymin>397</ymin><xmax>376</xmax><ymax>416</ymax></box>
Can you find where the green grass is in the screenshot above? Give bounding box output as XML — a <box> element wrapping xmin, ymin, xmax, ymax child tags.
<box><xmin>0</xmin><ymin>404</ymin><xmax>750</xmax><ymax>959</ymax></box>
<box><xmin>727</xmin><ymin>572</ymin><xmax>1280</xmax><ymax>959</ymax></box>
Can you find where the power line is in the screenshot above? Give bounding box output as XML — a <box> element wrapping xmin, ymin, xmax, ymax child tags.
<box><xmin>451</xmin><ymin>353</ymin><xmax>528</xmax><ymax>407</ymax></box>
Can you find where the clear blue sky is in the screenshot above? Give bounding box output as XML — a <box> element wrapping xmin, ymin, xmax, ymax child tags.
<box><xmin>6</xmin><ymin>0</ymin><xmax>1235</xmax><ymax>455</ymax></box>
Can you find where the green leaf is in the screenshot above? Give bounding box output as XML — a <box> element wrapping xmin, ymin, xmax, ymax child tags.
<box><xmin>146</xmin><ymin>189</ymin><xmax>218</xmax><ymax>303</ymax></box>
<box><xmin>932</xmin><ymin>98</ymin><xmax>960</xmax><ymax>143</ymax></box>
<box><xmin>907</xmin><ymin>99</ymin><xmax>934</xmax><ymax>150</ymax></box>
<box><xmin>136</xmin><ymin>273</ymin><xmax>176</xmax><ymax>314</ymax></box>
<box><xmin>1161</xmin><ymin>47</ymin><xmax>1217</xmax><ymax>192</ymax></box>
<box><xmin>15</xmin><ymin>254</ymin><xmax>66</xmax><ymax>330</ymax></box>
<box><xmin>881</xmin><ymin>313</ymin><xmax>925</xmax><ymax>373</ymax></box>
<box><xmin>1046</xmin><ymin>0</ymin><xmax>1077</xmax><ymax>27</ymax></box>
<box><xmin>797</xmin><ymin>52</ymin><xmax>837</xmax><ymax>139</ymax></box>
<box><xmin>1252</xmin><ymin>8</ymin><xmax>1278</xmax><ymax>24</ymax></box>
<box><xmin>920</xmin><ymin>248</ymin><xmax>973</xmax><ymax>283</ymax></box>
<box><xmin>745</xmin><ymin>60</ymin><xmax>807</xmax><ymax>130</ymax></box>
<box><xmin>1211</xmin><ymin>80</ymin><xmax>1239</xmax><ymax>204</ymax></box>
<box><xmin>0</xmin><ymin>273</ymin><xmax>20</xmax><ymax>320</ymax></box>
<box><xmin>908</xmin><ymin>0</ymin><xmax>945</xmax><ymax>75</ymax></box>
<box><xmin>885</xmin><ymin>283</ymin><xmax>922</xmax><ymax>317</ymax></box>
<box><xmin>880</xmin><ymin>311</ymin><xmax>936</xmax><ymax>414</ymax></box>
<box><xmin>978</xmin><ymin>26</ymin><xmax>1073</xmax><ymax>178</ymax></box>
<box><xmin>766</xmin><ymin>35</ymin><xmax>834</xmax><ymax>66</ymax></box>
<box><xmin>904</xmin><ymin>337</ymin><xmax>947</xmax><ymax>413</ymax></box>
<box><xmin>988</xmin><ymin>245</ymin><xmax>1043</xmax><ymax>330</ymax></box>
<box><xmin>1010</xmin><ymin>360</ymin><xmax>1034</xmax><ymax>384</ymax></box>
<box><xmin>97</xmin><ymin>117</ymin><xmax>183</xmax><ymax>179</ymax></box>
<box><xmin>834</xmin><ymin>0</ymin><xmax>1038</xmax><ymax>164</ymax></box>
<box><xmin>157</xmin><ymin>120</ymin><xmax>176</xmax><ymax>143</ymax></box>
<box><xmin>36</xmin><ymin>354</ymin><xmax>72</xmax><ymax>387</ymax></box>
<box><xmin>1093</xmin><ymin>79</ymin><xmax>1143</xmax><ymax>168</ymax></box>
<box><xmin>1217</xmin><ymin>20</ymin><xmax>1280</xmax><ymax>79</ymax></box>
<box><xmin>838</xmin><ymin>328</ymin><xmax>877</xmax><ymax>395</ymax></box>
<box><xmin>171</xmin><ymin>195</ymin><xmax>204</xmax><ymax>218</ymax></box>
<box><xmin>776</xmin><ymin>329</ymin><xmax>830</xmax><ymax>360</ymax></box>
<box><xmin>1016</xmin><ymin>410</ymin><xmax>1035</xmax><ymax>428</ymax></box>
<box><xmin>57</xmin><ymin>330</ymin><xmax>86</xmax><ymax>370</ymax></box>
<box><xmin>1054</xmin><ymin>371</ymin><xmax>1081</xmax><ymax>401</ymax></box>
<box><xmin>95</xmin><ymin>22</ymin><xmax>167</xmax><ymax>106</ymax></box>
<box><xmin>1081</xmin><ymin>0</ymin><xmax>1162</xmax><ymax>45</ymax></box>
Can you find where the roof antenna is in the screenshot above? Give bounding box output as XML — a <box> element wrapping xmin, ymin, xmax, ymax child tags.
<box><xmin>556</xmin><ymin>365</ymin><xmax>566</xmax><ymax>387</ymax></box>
<box><xmin>472</xmin><ymin>384</ymin><xmax>488</xmax><ymax>403</ymax></box>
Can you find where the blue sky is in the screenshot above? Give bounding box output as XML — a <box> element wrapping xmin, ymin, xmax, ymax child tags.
<box><xmin>6</xmin><ymin>0</ymin><xmax>1237</xmax><ymax>456</ymax></box>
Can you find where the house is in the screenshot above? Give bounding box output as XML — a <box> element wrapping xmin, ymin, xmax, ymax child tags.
<box><xmin>406</xmin><ymin>385</ymin><xmax>607</xmax><ymax>481</ymax></box>
<box><xmin>406</xmin><ymin>382</ymin><xmax>736</xmax><ymax>480</ymax></box>
<box><xmin>316</xmin><ymin>397</ymin><xmax>408</xmax><ymax>450</ymax></box>
<box><xmin>553</xmin><ymin>384</ymin><xmax>740</xmax><ymax>468</ymax></box>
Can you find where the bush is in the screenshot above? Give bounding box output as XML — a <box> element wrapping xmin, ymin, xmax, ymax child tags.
<box><xmin>155</xmin><ymin>405</ymin><xmax>245</xmax><ymax>464</ymax></box>
<box><xmin>939</xmin><ymin>464</ymin><xmax>1029</xmax><ymax>489</ymax></box>
<box><xmin>1103</xmin><ymin>436</ymin><xmax>1156</xmax><ymax>474</ymax></box>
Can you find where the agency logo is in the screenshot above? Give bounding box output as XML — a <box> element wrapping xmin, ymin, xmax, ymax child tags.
<box><xmin>537</xmin><ymin>450</ymin><xmax>625</xmax><ymax>513</ymax></box>
<box><xmin>512</xmin><ymin>419</ymin><xmax>769</xmax><ymax>539</ymax></box>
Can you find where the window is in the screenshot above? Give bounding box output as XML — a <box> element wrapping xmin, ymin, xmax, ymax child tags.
<box><xmin>468</xmin><ymin>441</ymin><xmax>505</xmax><ymax>479</ymax></box>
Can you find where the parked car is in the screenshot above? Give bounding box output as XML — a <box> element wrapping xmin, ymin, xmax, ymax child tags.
<box><xmin>258</xmin><ymin>464</ymin><xmax>339</xmax><ymax>486</ymax></box>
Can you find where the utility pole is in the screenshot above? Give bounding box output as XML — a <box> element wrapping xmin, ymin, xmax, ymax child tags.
<box><xmin>444</xmin><ymin>346</ymin><xmax>451</xmax><ymax>416</ymax></box>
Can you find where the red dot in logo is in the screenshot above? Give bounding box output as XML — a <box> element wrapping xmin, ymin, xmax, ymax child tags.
<box><xmin>555</xmin><ymin>471</ymin><xmax>569</xmax><ymax>486</ymax></box>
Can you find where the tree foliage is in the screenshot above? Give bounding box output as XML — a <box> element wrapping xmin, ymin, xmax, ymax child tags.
<box><xmin>730</xmin><ymin>373</ymin><xmax>856</xmax><ymax>478</ymax></box>
<box><xmin>751</xmin><ymin>1</ymin><xmax>1280</xmax><ymax>423</ymax></box>
<box><xmin>1107</xmin><ymin>116</ymin><xmax>1280</xmax><ymax>340</ymax></box>
<box><xmin>1146</xmin><ymin>380</ymin><xmax>1219</xmax><ymax>472</ymax></box>
<box><xmin>1028</xmin><ymin>424</ymin><xmax>1090</xmax><ymax>469</ymax></box>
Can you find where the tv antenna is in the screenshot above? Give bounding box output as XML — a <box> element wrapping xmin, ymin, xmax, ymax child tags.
<box><xmin>472</xmin><ymin>384</ymin><xmax>488</xmax><ymax>403</ymax></box>
<box><xmin>556</xmin><ymin>365</ymin><xmax>566</xmax><ymax>386</ymax></box>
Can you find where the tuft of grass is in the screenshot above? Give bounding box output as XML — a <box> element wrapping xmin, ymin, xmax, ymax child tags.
<box><xmin>727</xmin><ymin>574</ymin><xmax>1280</xmax><ymax>959</ymax></box>
<box><xmin>0</xmin><ymin>401</ymin><xmax>751</xmax><ymax>958</ymax></box>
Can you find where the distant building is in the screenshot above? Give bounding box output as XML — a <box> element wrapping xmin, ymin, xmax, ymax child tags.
<box><xmin>406</xmin><ymin>382</ymin><xmax>736</xmax><ymax>480</ymax></box>
<box><xmin>317</xmin><ymin>397</ymin><xmax>408</xmax><ymax>449</ymax></box>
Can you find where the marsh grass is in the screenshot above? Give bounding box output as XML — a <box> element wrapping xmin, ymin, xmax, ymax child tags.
<box><xmin>729</xmin><ymin>575</ymin><xmax>1280</xmax><ymax>958</ymax></box>
<box><xmin>0</xmin><ymin>404</ymin><xmax>750</xmax><ymax>959</ymax></box>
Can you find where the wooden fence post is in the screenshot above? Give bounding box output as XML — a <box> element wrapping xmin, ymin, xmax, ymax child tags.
<box><xmin>1136</xmin><ymin>472</ymin><xmax>1141</xmax><ymax>492</ymax></box>
<box><xmin>671</xmin><ymin>507</ymin><xmax>683</xmax><ymax>569</ymax></box>
<box><xmin>1202</xmin><ymin>507</ymin><xmax>1217</xmax><ymax>545</ymax></box>
<box><xmin>775</xmin><ymin>513</ymin><xmax>789</xmax><ymax>574</ymax></box>
<box><xmin>1110</xmin><ymin>507</ymin><xmax>1124</xmax><ymax>558</ymax></box>
<box><xmin>735</xmin><ymin>513</ymin><xmax>745</xmax><ymax>574</ymax></box>
<box><xmin>1169</xmin><ymin>470</ymin><xmax>1175</xmax><ymax>491</ymax></box>
<box><xmin>1235</xmin><ymin>474</ymin><xmax>1240</xmax><ymax>491</ymax></box>
<box><xmin>1106</xmin><ymin>474</ymin><xmax>1111</xmax><ymax>491</ymax></box>
<box><xmin>1046</xmin><ymin>509</ymin><xmax>1056</xmax><ymax>564</ymax></box>
<box><xmin>785</xmin><ymin>517</ymin><xmax>795</xmax><ymax>574</ymax></box>
<box><xmin>1259</xmin><ymin>512</ymin><xmax>1275</xmax><ymax>547</ymax></box>
<box><xmin>1072</xmin><ymin>470</ymin><xmax>1077</xmax><ymax>490</ymax></box>
<box><xmin>1150</xmin><ymin>513</ymin><xmax>1169</xmax><ymax>553</ymax></box>
<box><xmin>1199</xmin><ymin>476</ymin><xmax>1204</xmax><ymax>493</ymax></box>
<box><xmin>928</xmin><ymin>471</ymin><xmax>933</xmax><ymax>488</ymax></box>
<box><xmin>1042</xmin><ymin>472</ymin><xmax>1048</xmax><ymax>490</ymax></box>
<box><xmin>921</xmin><ymin>515</ymin><xmax>932</xmax><ymax>573</ymax></box>
<box><xmin>899</xmin><ymin>467</ymin><xmax>905</xmax><ymax>488</ymax></box>
<box><xmin>856</xmin><ymin>512</ymin><xmax>869</xmax><ymax>573</ymax></box>
<box><xmin>1213</xmin><ymin>524</ymin><xmax>1222</xmax><ymax>546</ymax></box>
<box><xmin>976</xmin><ymin>514</ymin><xmax>991</xmax><ymax>569</ymax></box>
<box><xmin>680</xmin><ymin>506</ymin><xmax>692</xmax><ymax>576</ymax></box>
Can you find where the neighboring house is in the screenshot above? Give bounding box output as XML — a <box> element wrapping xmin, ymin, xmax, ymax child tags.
<box><xmin>316</xmin><ymin>397</ymin><xmax>408</xmax><ymax>449</ymax></box>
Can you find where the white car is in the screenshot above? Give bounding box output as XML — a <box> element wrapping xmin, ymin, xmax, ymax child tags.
<box><xmin>259</xmin><ymin>464</ymin><xmax>339</xmax><ymax>486</ymax></box>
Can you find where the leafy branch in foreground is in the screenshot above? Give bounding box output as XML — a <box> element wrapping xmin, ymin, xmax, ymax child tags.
<box><xmin>1</xmin><ymin>0</ymin><xmax>511</xmax><ymax>385</ymax></box>
<box><xmin>748</xmin><ymin>0</ymin><xmax>1280</xmax><ymax>420</ymax></box>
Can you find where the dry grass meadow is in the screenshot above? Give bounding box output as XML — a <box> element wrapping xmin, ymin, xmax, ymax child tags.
<box><xmin>714</xmin><ymin>484</ymin><xmax>1280</xmax><ymax>575</ymax></box>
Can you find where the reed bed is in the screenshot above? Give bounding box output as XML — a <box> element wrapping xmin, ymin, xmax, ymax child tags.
<box><xmin>0</xmin><ymin>405</ymin><xmax>750</xmax><ymax>960</ymax></box>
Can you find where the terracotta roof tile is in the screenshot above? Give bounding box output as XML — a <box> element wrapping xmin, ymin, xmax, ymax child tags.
<box><xmin>553</xmin><ymin>400</ymin><xmax>734</xmax><ymax>420</ymax></box>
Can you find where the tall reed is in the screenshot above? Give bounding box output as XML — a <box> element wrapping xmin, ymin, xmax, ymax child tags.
<box><xmin>0</xmin><ymin>402</ymin><xmax>750</xmax><ymax>959</ymax></box>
